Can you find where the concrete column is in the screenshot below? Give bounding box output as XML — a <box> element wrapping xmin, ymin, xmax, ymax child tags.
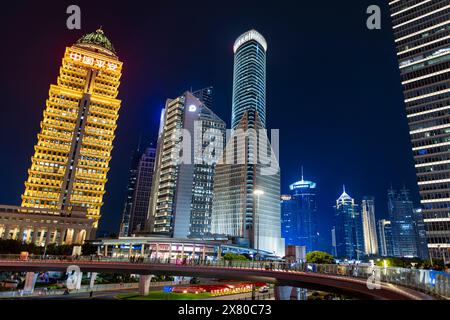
<box><xmin>141</xmin><ymin>243</ymin><xmax>145</xmax><ymax>256</ymax></box>
<box><xmin>181</xmin><ymin>244</ymin><xmax>185</xmax><ymax>259</ymax></box>
<box><xmin>23</xmin><ymin>272</ymin><xmax>38</xmax><ymax>294</ymax></box>
<box><xmin>2</xmin><ymin>225</ymin><xmax>11</xmax><ymax>240</ymax></box>
<box><xmin>89</xmin><ymin>272</ymin><xmax>98</xmax><ymax>289</ymax></box>
<box><xmin>274</xmin><ymin>286</ymin><xmax>294</xmax><ymax>300</ymax></box>
<box><xmin>138</xmin><ymin>275</ymin><xmax>153</xmax><ymax>295</ymax></box>
<box><xmin>202</xmin><ymin>245</ymin><xmax>206</xmax><ymax>261</ymax></box>
<box><xmin>38</xmin><ymin>228</ymin><xmax>45</xmax><ymax>246</ymax></box>
<box><xmin>104</xmin><ymin>245</ymin><xmax>108</xmax><ymax>256</ymax></box>
<box><xmin>51</xmin><ymin>228</ymin><xmax>58</xmax><ymax>243</ymax></box>
<box><xmin>129</xmin><ymin>244</ymin><xmax>132</xmax><ymax>257</ymax></box>
<box><xmin>156</xmin><ymin>243</ymin><xmax>159</xmax><ymax>259</ymax></box>
<box><xmin>60</xmin><ymin>228</ymin><xmax>67</xmax><ymax>245</ymax></box>
<box><xmin>18</xmin><ymin>227</ymin><xmax>24</xmax><ymax>241</ymax></box>
<box><xmin>31</xmin><ymin>228</ymin><xmax>38</xmax><ymax>245</ymax></box>
<box><xmin>75</xmin><ymin>272</ymin><xmax>83</xmax><ymax>290</ymax></box>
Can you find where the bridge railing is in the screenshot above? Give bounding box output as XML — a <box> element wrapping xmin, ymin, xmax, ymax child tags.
<box><xmin>0</xmin><ymin>254</ymin><xmax>448</xmax><ymax>298</ymax></box>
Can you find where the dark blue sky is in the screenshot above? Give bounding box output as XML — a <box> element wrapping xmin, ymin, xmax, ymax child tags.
<box><xmin>0</xmin><ymin>1</ymin><xmax>419</xmax><ymax>243</ymax></box>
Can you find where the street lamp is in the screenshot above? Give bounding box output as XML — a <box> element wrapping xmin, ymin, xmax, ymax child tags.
<box><xmin>253</xmin><ymin>189</ymin><xmax>264</xmax><ymax>260</ymax></box>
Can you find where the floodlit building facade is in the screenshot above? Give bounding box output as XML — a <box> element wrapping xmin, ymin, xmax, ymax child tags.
<box><xmin>20</xmin><ymin>29</ymin><xmax>122</xmax><ymax>229</ymax></box>
<box><xmin>389</xmin><ymin>0</ymin><xmax>449</xmax><ymax>260</ymax></box>
<box><xmin>148</xmin><ymin>91</ymin><xmax>226</xmax><ymax>239</ymax></box>
<box><xmin>378</xmin><ymin>219</ymin><xmax>394</xmax><ymax>257</ymax></box>
<box><xmin>361</xmin><ymin>196</ymin><xmax>378</xmax><ymax>255</ymax></box>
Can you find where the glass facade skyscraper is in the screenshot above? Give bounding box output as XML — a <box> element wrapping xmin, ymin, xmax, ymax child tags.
<box><xmin>333</xmin><ymin>188</ymin><xmax>364</xmax><ymax>260</ymax></box>
<box><xmin>389</xmin><ymin>0</ymin><xmax>449</xmax><ymax>260</ymax></box>
<box><xmin>280</xmin><ymin>175</ymin><xmax>319</xmax><ymax>252</ymax></box>
<box><xmin>119</xmin><ymin>149</ymin><xmax>141</xmax><ymax>237</ymax></box>
<box><xmin>387</xmin><ymin>188</ymin><xmax>428</xmax><ymax>259</ymax></box>
<box><xmin>211</xmin><ymin>30</ymin><xmax>284</xmax><ymax>256</ymax></box>
<box><xmin>231</xmin><ymin>30</ymin><xmax>267</xmax><ymax>129</ymax></box>
<box><xmin>148</xmin><ymin>91</ymin><xmax>226</xmax><ymax>238</ymax></box>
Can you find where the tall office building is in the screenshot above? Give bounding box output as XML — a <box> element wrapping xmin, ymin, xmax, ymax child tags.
<box><xmin>378</xmin><ymin>219</ymin><xmax>394</xmax><ymax>257</ymax></box>
<box><xmin>119</xmin><ymin>149</ymin><xmax>141</xmax><ymax>237</ymax></box>
<box><xmin>120</xmin><ymin>146</ymin><xmax>156</xmax><ymax>236</ymax></box>
<box><xmin>231</xmin><ymin>29</ymin><xmax>267</xmax><ymax>129</ymax></box>
<box><xmin>148</xmin><ymin>91</ymin><xmax>226</xmax><ymax>239</ymax></box>
<box><xmin>211</xmin><ymin>30</ymin><xmax>284</xmax><ymax>256</ymax></box>
<box><xmin>361</xmin><ymin>196</ymin><xmax>378</xmax><ymax>255</ymax></box>
<box><xmin>388</xmin><ymin>188</ymin><xmax>428</xmax><ymax>259</ymax></box>
<box><xmin>333</xmin><ymin>187</ymin><xmax>364</xmax><ymax>260</ymax></box>
<box><xmin>389</xmin><ymin>1</ymin><xmax>449</xmax><ymax>260</ymax></box>
<box><xmin>21</xmin><ymin>29</ymin><xmax>122</xmax><ymax>228</ymax></box>
<box><xmin>280</xmin><ymin>172</ymin><xmax>319</xmax><ymax>252</ymax></box>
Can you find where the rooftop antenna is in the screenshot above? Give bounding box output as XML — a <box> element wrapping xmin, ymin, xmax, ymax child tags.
<box><xmin>301</xmin><ymin>165</ymin><xmax>304</xmax><ymax>181</ymax></box>
<box><xmin>343</xmin><ymin>184</ymin><xmax>346</xmax><ymax>194</ymax></box>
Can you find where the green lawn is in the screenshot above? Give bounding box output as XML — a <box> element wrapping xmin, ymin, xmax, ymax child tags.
<box><xmin>117</xmin><ymin>291</ymin><xmax>212</xmax><ymax>300</ymax></box>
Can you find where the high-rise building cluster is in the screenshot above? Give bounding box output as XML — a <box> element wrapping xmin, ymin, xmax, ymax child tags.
<box><xmin>330</xmin><ymin>186</ymin><xmax>428</xmax><ymax>260</ymax></box>
<box><xmin>117</xmin><ymin>30</ymin><xmax>285</xmax><ymax>256</ymax></box>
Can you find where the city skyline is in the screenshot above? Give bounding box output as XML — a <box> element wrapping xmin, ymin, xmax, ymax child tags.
<box><xmin>0</xmin><ymin>1</ymin><xmax>420</xmax><ymax>241</ymax></box>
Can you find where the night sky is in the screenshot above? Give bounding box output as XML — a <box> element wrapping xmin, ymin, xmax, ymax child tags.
<box><xmin>0</xmin><ymin>1</ymin><xmax>419</xmax><ymax>245</ymax></box>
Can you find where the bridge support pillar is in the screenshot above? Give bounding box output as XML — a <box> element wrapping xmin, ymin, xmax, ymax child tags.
<box><xmin>23</xmin><ymin>272</ymin><xmax>38</xmax><ymax>294</ymax></box>
<box><xmin>89</xmin><ymin>272</ymin><xmax>98</xmax><ymax>289</ymax></box>
<box><xmin>139</xmin><ymin>275</ymin><xmax>153</xmax><ymax>296</ymax></box>
<box><xmin>274</xmin><ymin>286</ymin><xmax>292</xmax><ymax>300</ymax></box>
<box><xmin>274</xmin><ymin>286</ymin><xmax>307</xmax><ymax>300</ymax></box>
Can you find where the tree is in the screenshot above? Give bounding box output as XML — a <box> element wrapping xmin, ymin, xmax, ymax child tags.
<box><xmin>306</xmin><ymin>251</ymin><xmax>335</xmax><ymax>264</ymax></box>
<box><xmin>223</xmin><ymin>253</ymin><xmax>249</xmax><ymax>261</ymax></box>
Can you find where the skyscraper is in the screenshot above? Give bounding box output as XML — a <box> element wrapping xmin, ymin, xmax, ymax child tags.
<box><xmin>333</xmin><ymin>187</ymin><xmax>364</xmax><ymax>260</ymax></box>
<box><xmin>231</xmin><ymin>29</ymin><xmax>267</xmax><ymax>129</ymax></box>
<box><xmin>361</xmin><ymin>196</ymin><xmax>378</xmax><ymax>255</ymax></box>
<box><xmin>193</xmin><ymin>87</ymin><xmax>213</xmax><ymax>110</ymax></box>
<box><xmin>21</xmin><ymin>29</ymin><xmax>122</xmax><ymax>228</ymax></box>
<box><xmin>388</xmin><ymin>188</ymin><xmax>428</xmax><ymax>259</ymax></box>
<box><xmin>119</xmin><ymin>149</ymin><xmax>141</xmax><ymax>237</ymax></box>
<box><xmin>120</xmin><ymin>146</ymin><xmax>156</xmax><ymax>236</ymax></box>
<box><xmin>211</xmin><ymin>30</ymin><xmax>284</xmax><ymax>256</ymax></box>
<box><xmin>377</xmin><ymin>219</ymin><xmax>394</xmax><ymax>257</ymax></box>
<box><xmin>389</xmin><ymin>1</ymin><xmax>449</xmax><ymax>260</ymax></box>
<box><xmin>148</xmin><ymin>91</ymin><xmax>226</xmax><ymax>238</ymax></box>
<box><xmin>280</xmin><ymin>171</ymin><xmax>319</xmax><ymax>252</ymax></box>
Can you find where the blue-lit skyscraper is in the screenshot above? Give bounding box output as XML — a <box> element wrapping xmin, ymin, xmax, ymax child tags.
<box><xmin>387</xmin><ymin>188</ymin><xmax>428</xmax><ymax>259</ymax></box>
<box><xmin>333</xmin><ymin>187</ymin><xmax>364</xmax><ymax>260</ymax></box>
<box><xmin>231</xmin><ymin>30</ymin><xmax>267</xmax><ymax>129</ymax></box>
<box><xmin>281</xmin><ymin>172</ymin><xmax>318</xmax><ymax>252</ymax></box>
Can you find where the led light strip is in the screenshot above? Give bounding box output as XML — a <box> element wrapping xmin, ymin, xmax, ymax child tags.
<box><xmin>402</xmin><ymin>68</ymin><xmax>450</xmax><ymax>85</ymax></box>
<box><xmin>398</xmin><ymin>35</ymin><xmax>450</xmax><ymax>55</ymax></box>
<box><xmin>412</xmin><ymin>141</ymin><xmax>450</xmax><ymax>151</ymax></box>
<box><xmin>421</xmin><ymin>198</ymin><xmax>450</xmax><ymax>203</ymax></box>
<box><xmin>407</xmin><ymin>105</ymin><xmax>450</xmax><ymax>118</ymax></box>
<box><xmin>393</xmin><ymin>5</ymin><xmax>450</xmax><ymax>29</ymax></box>
<box><xmin>418</xmin><ymin>178</ymin><xmax>450</xmax><ymax>185</ymax></box>
<box><xmin>409</xmin><ymin>123</ymin><xmax>450</xmax><ymax>134</ymax></box>
<box><xmin>404</xmin><ymin>88</ymin><xmax>450</xmax><ymax>103</ymax></box>
<box><xmin>424</xmin><ymin>218</ymin><xmax>450</xmax><ymax>222</ymax></box>
<box><xmin>391</xmin><ymin>0</ymin><xmax>432</xmax><ymax>17</ymax></box>
<box><xmin>395</xmin><ymin>20</ymin><xmax>450</xmax><ymax>43</ymax></box>
<box><xmin>400</xmin><ymin>50</ymin><xmax>450</xmax><ymax>69</ymax></box>
<box><xmin>415</xmin><ymin>159</ymin><xmax>450</xmax><ymax>168</ymax></box>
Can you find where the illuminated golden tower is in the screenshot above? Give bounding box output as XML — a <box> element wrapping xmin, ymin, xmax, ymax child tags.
<box><xmin>21</xmin><ymin>29</ymin><xmax>123</xmax><ymax>228</ymax></box>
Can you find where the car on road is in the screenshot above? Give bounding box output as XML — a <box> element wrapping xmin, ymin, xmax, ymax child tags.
<box><xmin>258</xmin><ymin>286</ymin><xmax>269</xmax><ymax>293</ymax></box>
